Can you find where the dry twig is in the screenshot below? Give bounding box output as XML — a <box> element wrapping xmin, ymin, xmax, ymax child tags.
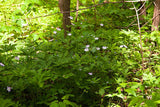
<box><xmin>132</xmin><ymin>2</ymin><xmax>144</xmax><ymax>70</ymax></box>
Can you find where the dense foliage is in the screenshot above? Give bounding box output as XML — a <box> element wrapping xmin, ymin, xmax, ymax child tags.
<box><xmin>0</xmin><ymin>0</ymin><xmax>160</xmax><ymax>107</ymax></box>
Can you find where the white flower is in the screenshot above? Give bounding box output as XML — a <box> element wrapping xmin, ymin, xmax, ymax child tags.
<box><xmin>56</xmin><ymin>28</ymin><xmax>61</xmax><ymax>31</ymax></box>
<box><xmin>7</xmin><ymin>86</ymin><xmax>12</xmax><ymax>92</ymax></box>
<box><xmin>71</xmin><ymin>23</ymin><xmax>75</xmax><ymax>25</ymax></box>
<box><xmin>49</xmin><ymin>39</ymin><xmax>54</xmax><ymax>41</ymax></box>
<box><xmin>120</xmin><ymin>45</ymin><xmax>127</xmax><ymax>48</ymax></box>
<box><xmin>80</xmin><ymin>22</ymin><xmax>82</xmax><ymax>24</ymax></box>
<box><xmin>96</xmin><ymin>47</ymin><xmax>100</xmax><ymax>50</ymax></box>
<box><xmin>86</xmin><ymin>45</ymin><xmax>90</xmax><ymax>48</ymax></box>
<box><xmin>10</xmin><ymin>34</ymin><xmax>14</xmax><ymax>36</ymax></box>
<box><xmin>84</xmin><ymin>48</ymin><xmax>89</xmax><ymax>52</ymax></box>
<box><xmin>106</xmin><ymin>81</ymin><xmax>109</xmax><ymax>84</ymax></box>
<box><xmin>68</xmin><ymin>16</ymin><xmax>73</xmax><ymax>20</ymax></box>
<box><xmin>88</xmin><ymin>72</ymin><xmax>93</xmax><ymax>75</ymax></box>
<box><xmin>146</xmin><ymin>95</ymin><xmax>152</xmax><ymax>100</ymax></box>
<box><xmin>53</xmin><ymin>31</ymin><xmax>57</xmax><ymax>34</ymax></box>
<box><xmin>22</xmin><ymin>23</ymin><xmax>28</xmax><ymax>27</ymax></box>
<box><xmin>15</xmin><ymin>56</ymin><xmax>19</xmax><ymax>60</ymax></box>
<box><xmin>100</xmin><ymin>23</ymin><xmax>104</xmax><ymax>26</ymax></box>
<box><xmin>67</xmin><ymin>33</ymin><xmax>72</xmax><ymax>36</ymax></box>
<box><xmin>36</xmin><ymin>51</ymin><xmax>41</xmax><ymax>54</ymax></box>
<box><xmin>95</xmin><ymin>37</ymin><xmax>99</xmax><ymax>40</ymax></box>
<box><xmin>138</xmin><ymin>44</ymin><xmax>141</xmax><ymax>47</ymax></box>
<box><xmin>102</xmin><ymin>46</ymin><xmax>108</xmax><ymax>49</ymax></box>
<box><xmin>0</xmin><ymin>63</ymin><xmax>5</xmax><ymax>66</ymax></box>
<box><xmin>81</xmin><ymin>36</ymin><xmax>84</xmax><ymax>37</ymax></box>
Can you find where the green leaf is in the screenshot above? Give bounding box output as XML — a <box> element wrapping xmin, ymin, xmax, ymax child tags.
<box><xmin>128</xmin><ymin>97</ymin><xmax>143</xmax><ymax>107</ymax></box>
<box><xmin>120</xmin><ymin>83</ymin><xmax>128</xmax><ymax>87</ymax></box>
<box><xmin>100</xmin><ymin>105</ymin><xmax>104</xmax><ymax>107</ymax></box>
<box><xmin>0</xmin><ymin>98</ymin><xmax>16</xmax><ymax>107</ymax></box>
<box><xmin>99</xmin><ymin>88</ymin><xmax>105</xmax><ymax>96</ymax></box>
<box><xmin>154</xmin><ymin>100</ymin><xmax>160</xmax><ymax>104</ymax></box>
<box><xmin>63</xmin><ymin>73</ymin><xmax>74</xmax><ymax>79</ymax></box>
<box><xmin>99</xmin><ymin>0</ymin><xmax>105</xmax><ymax>3</ymax></box>
<box><xmin>50</xmin><ymin>100</ymin><xmax>59</xmax><ymax>107</ymax></box>
<box><xmin>91</xmin><ymin>47</ymin><xmax>96</xmax><ymax>53</ymax></box>
<box><xmin>59</xmin><ymin>102</ymin><xmax>66</xmax><ymax>107</ymax></box>
<box><xmin>126</xmin><ymin>60</ymin><xmax>137</xmax><ymax>65</ymax></box>
<box><xmin>151</xmin><ymin>36</ymin><xmax>156</xmax><ymax>41</ymax></box>
<box><xmin>62</xmin><ymin>94</ymin><xmax>74</xmax><ymax>100</ymax></box>
<box><xmin>145</xmin><ymin>100</ymin><xmax>157</xmax><ymax>107</ymax></box>
<box><xmin>25</xmin><ymin>0</ymin><xmax>43</xmax><ymax>5</ymax></box>
<box><xmin>125</xmin><ymin>88</ymin><xmax>136</xmax><ymax>96</ymax></box>
<box><xmin>157</xmin><ymin>37</ymin><xmax>160</xmax><ymax>44</ymax></box>
<box><xmin>105</xmin><ymin>93</ymin><xmax>124</xmax><ymax>99</ymax></box>
<box><xmin>143</xmin><ymin>73</ymin><xmax>156</xmax><ymax>84</ymax></box>
<box><xmin>63</xmin><ymin>100</ymin><xmax>78</xmax><ymax>107</ymax></box>
<box><xmin>32</xmin><ymin>34</ymin><xmax>39</xmax><ymax>41</ymax></box>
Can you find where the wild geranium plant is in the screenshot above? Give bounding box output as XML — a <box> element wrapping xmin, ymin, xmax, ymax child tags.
<box><xmin>0</xmin><ymin>0</ymin><xmax>160</xmax><ymax>106</ymax></box>
<box><xmin>0</xmin><ymin>63</ymin><xmax>5</xmax><ymax>66</ymax></box>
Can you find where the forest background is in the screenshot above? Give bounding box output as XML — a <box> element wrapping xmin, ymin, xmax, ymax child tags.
<box><xmin>0</xmin><ymin>0</ymin><xmax>160</xmax><ymax>106</ymax></box>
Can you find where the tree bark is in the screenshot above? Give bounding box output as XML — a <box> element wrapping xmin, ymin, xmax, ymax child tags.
<box><xmin>59</xmin><ymin>0</ymin><xmax>71</xmax><ymax>37</ymax></box>
<box><xmin>151</xmin><ymin>0</ymin><xmax>160</xmax><ymax>31</ymax></box>
<box><xmin>75</xmin><ymin>0</ymin><xmax>79</xmax><ymax>22</ymax></box>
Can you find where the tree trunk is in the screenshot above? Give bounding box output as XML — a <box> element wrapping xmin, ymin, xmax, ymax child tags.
<box><xmin>151</xmin><ymin>0</ymin><xmax>160</xmax><ymax>31</ymax></box>
<box><xmin>59</xmin><ymin>0</ymin><xmax>71</xmax><ymax>37</ymax></box>
<box><xmin>75</xmin><ymin>0</ymin><xmax>79</xmax><ymax>22</ymax></box>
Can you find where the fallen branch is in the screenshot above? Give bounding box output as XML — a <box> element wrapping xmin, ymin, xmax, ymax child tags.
<box><xmin>127</xmin><ymin>2</ymin><xmax>152</xmax><ymax>18</ymax></box>
<box><xmin>132</xmin><ymin>2</ymin><xmax>144</xmax><ymax>70</ymax></box>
